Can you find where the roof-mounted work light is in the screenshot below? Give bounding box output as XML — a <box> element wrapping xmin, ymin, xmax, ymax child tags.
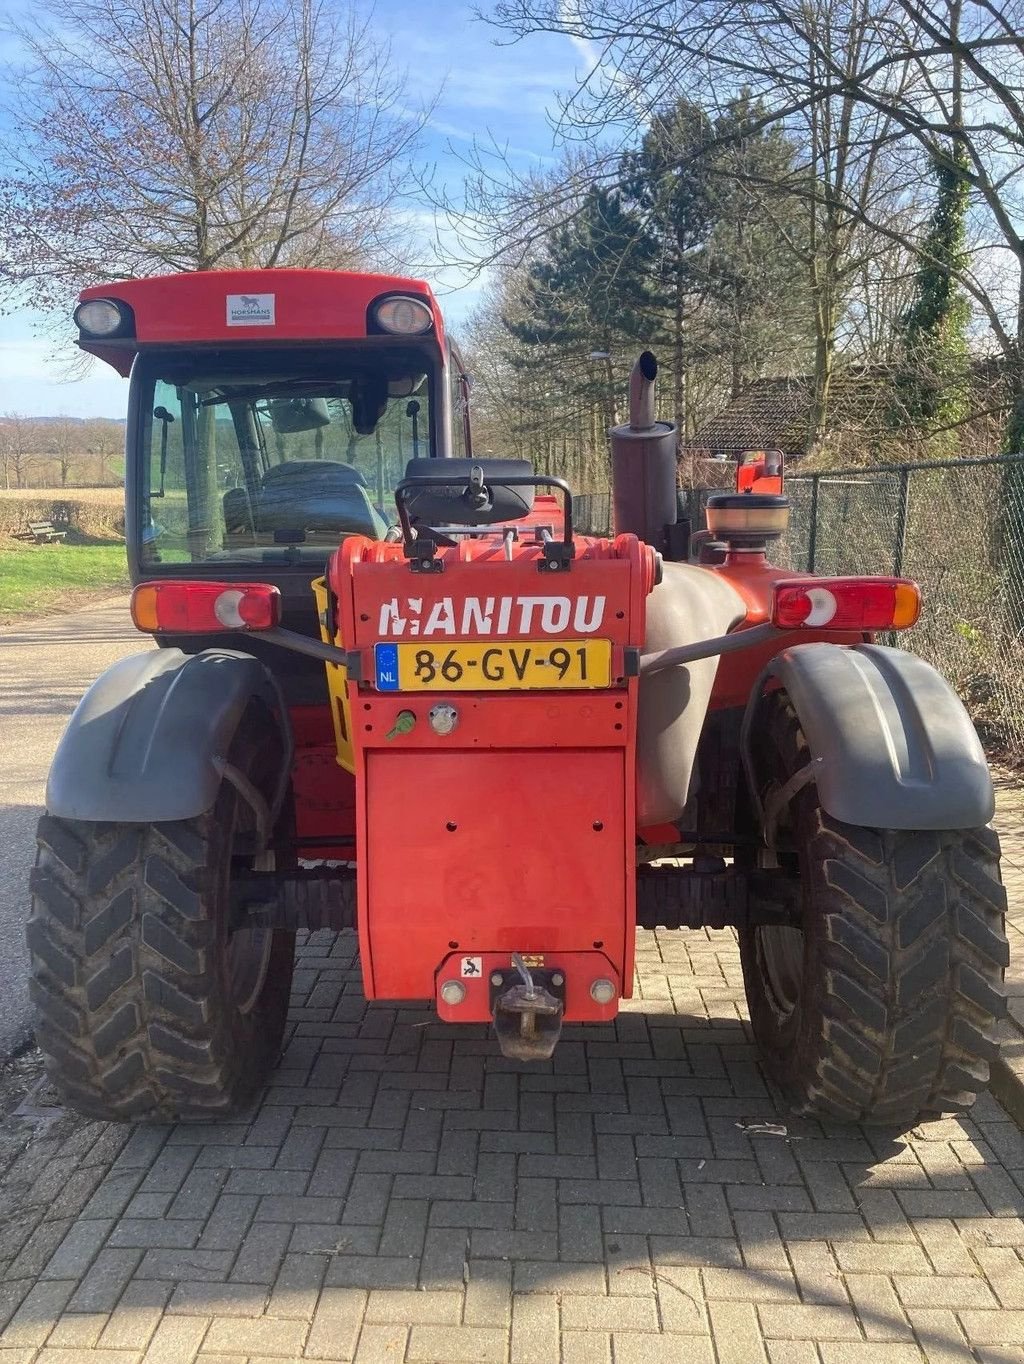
<box><xmin>372</xmin><ymin>295</ymin><xmax>433</xmax><ymax>335</ymax></box>
<box><xmin>73</xmin><ymin>298</ymin><xmax>134</xmax><ymax>339</ymax></box>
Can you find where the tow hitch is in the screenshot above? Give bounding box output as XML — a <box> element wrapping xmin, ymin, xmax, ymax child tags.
<box><xmin>490</xmin><ymin>953</ymin><xmax>565</xmax><ymax>1061</ymax></box>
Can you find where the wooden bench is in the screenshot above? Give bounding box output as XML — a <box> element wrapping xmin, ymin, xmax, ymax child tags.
<box><xmin>14</xmin><ymin>520</ymin><xmax>67</xmax><ymax>545</ymax></box>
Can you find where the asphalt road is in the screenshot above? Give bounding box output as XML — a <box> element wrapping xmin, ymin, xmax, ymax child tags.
<box><xmin>0</xmin><ymin>596</ymin><xmax>153</xmax><ymax>1061</ymax></box>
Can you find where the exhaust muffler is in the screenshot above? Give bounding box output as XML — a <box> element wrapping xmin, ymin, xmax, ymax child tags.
<box><xmin>609</xmin><ymin>352</ymin><xmax>681</xmax><ymax>556</ymax></box>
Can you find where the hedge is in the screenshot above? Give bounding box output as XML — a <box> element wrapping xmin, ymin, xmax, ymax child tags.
<box><xmin>0</xmin><ymin>493</ymin><xmax>125</xmax><ymax>540</ymax></box>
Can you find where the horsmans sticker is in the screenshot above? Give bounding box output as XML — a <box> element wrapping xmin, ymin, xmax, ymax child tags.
<box><xmin>226</xmin><ymin>293</ymin><xmax>275</xmax><ymax>326</ymax></box>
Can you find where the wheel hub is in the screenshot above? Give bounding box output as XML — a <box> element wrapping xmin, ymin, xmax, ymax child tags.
<box><xmin>757</xmin><ymin>924</ymin><xmax>804</xmax><ymax>1021</ymax></box>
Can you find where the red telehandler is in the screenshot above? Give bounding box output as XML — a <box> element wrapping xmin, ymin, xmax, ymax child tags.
<box><xmin>28</xmin><ymin>270</ymin><xmax>1006</xmax><ymax>1129</ymax></box>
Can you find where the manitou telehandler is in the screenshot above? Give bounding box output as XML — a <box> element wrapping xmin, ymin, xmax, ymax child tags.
<box><xmin>28</xmin><ymin>270</ymin><xmax>1007</xmax><ymax>1129</ymax></box>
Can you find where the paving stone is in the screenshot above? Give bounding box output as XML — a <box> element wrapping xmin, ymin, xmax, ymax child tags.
<box><xmin>352</xmin><ymin>1324</ymin><xmax>408</xmax><ymax>1363</ymax></box>
<box><xmin>914</xmin><ymin>1217</ymin><xmax>981</xmax><ymax>1274</ymax></box>
<box><xmin>959</xmin><ymin>1310</ymin><xmax>1024</xmax><ymax>1345</ymax></box>
<box><xmin>46</xmin><ymin>1312</ymin><xmax>109</xmax><ymax>1349</ymax></box>
<box><xmin>844</xmin><ymin>1273</ymin><xmax>912</xmax><ymax>1340</ymax></box>
<box><xmin>407</xmin><ymin>1324</ymin><xmax>507</xmax><ymax>1362</ymax></box>
<box><xmin>709</xmin><ymin>1300</ymin><xmax>769</xmax><ymax>1364</ymax></box>
<box><xmin>817</xmin><ymin>1347</ymin><xmax>926</xmax><ymax>1363</ymax></box>
<box><xmin>903</xmin><ymin>1307</ymin><xmax>975</xmax><ymax>1363</ymax></box>
<box><xmin>766</xmin><ymin>1344</ymin><xmax>821</xmax><ymax>1364</ymax></box>
<box><xmin>974</xmin><ymin>1246</ymin><xmax>1024</xmax><ymax>1308</ymax></box>
<box><xmin>561</xmin><ymin>1329</ymin><xmax>612</xmax><ymax>1363</ymax></box>
<box><xmin>561</xmin><ymin>1294</ymin><xmax>660</xmax><ymax>1331</ymax></box>
<box><xmin>896</xmin><ymin>1272</ymin><xmax>998</xmax><ymax>1308</ymax></box>
<box><xmin>203</xmin><ymin>1316</ymin><xmax>308</xmax><ymax>1354</ymax></box>
<box><xmin>39</xmin><ymin>1218</ymin><xmax>113</xmax><ymax>1280</ymax></box>
<box><xmin>702</xmin><ymin>1268</ymin><xmax>798</xmax><ymax>1302</ymax></box>
<box><xmin>304</xmin><ymin>1286</ymin><xmax>367</xmax><ymax>1361</ymax></box>
<box><xmin>833</xmin><ymin>1244</ymin><xmax>932</xmax><ymax>1275</ymax></box>
<box><xmin>463</xmin><ymin>1260</ymin><xmax>512</xmax><ymax>1327</ymax></box>
<box><xmin>757</xmin><ymin>1302</ymin><xmax>864</xmax><ymax>1341</ymax></box>
<box><xmin>95</xmin><ymin>1280</ymin><xmax>170</xmax><ymax>1351</ymax></box>
<box><xmin>167</xmin><ymin>1283</ymin><xmax>268</xmax><ymax>1317</ymax></box>
<box><xmin>67</xmin><ymin>1250</ymin><xmax>143</xmax><ymax>1314</ymax></box>
<box><xmin>326</xmin><ymin>1257</ymin><xmax>421</xmax><ymax>1290</ymax></box>
<box><xmin>108</xmin><ymin>1220</ymin><xmax>202</xmax><ymax>1250</ymax></box>
<box><xmin>229</xmin><ymin>1221</ymin><xmax>291</xmax><ymax>1285</ymax></box>
<box><xmin>611</xmin><ymin>1333</ymin><xmax>715</xmax><ymax>1363</ymax></box>
<box><xmin>265</xmin><ymin>1250</ymin><xmax>328</xmax><ymax>1319</ymax></box>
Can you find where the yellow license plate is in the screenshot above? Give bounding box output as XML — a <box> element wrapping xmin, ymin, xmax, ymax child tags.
<box><xmin>374</xmin><ymin>639</ymin><xmax>612</xmax><ymax>691</ymax></box>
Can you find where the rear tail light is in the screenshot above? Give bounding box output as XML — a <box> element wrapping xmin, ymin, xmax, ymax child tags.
<box><xmin>131</xmin><ymin>581</ymin><xmax>281</xmax><ymax>633</ymax></box>
<box><xmin>772</xmin><ymin>577</ymin><xmax>921</xmax><ymax>631</ymax></box>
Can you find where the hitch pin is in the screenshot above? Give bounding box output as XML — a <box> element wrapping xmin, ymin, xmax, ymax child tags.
<box><xmin>511</xmin><ymin>952</ymin><xmax>536</xmax><ymax>1001</ymax></box>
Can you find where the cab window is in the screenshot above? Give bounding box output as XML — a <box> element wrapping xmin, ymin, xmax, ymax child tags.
<box><xmin>137</xmin><ymin>350</ymin><xmax>434</xmax><ymax>565</ymax></box>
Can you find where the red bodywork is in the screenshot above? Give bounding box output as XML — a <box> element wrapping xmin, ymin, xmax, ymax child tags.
<box><xmin>329</xmin><ymin>532</ymin><xmax>658</xmax><ymax>1020</ymax></box>
<box><xmin>77</xmin><ymin>269</ymin><xmax>447</xmax><ymax>374</ymax></box>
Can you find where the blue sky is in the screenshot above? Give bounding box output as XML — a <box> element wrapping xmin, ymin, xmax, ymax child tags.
<box><xmin>0</xmin><ymin>0</ymin><xmax>586</xmax><ymax>417</ymax></box>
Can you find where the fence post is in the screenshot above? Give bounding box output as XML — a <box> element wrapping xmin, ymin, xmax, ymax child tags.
<box><xmin>893</xmin><ymin>467</ymin><xmax>910</xmax><ymax>577</ymax></box>
<box><xmin>807</xmin><ymin>475</ymin><xmax>820</xmax><ymax>573</ymax></box>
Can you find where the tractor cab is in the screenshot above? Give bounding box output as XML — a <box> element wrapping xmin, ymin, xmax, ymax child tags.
<box><xmin>74</xmin><ymin>270</ymin><xmax>471</xmax><ymax>684</ymax></box>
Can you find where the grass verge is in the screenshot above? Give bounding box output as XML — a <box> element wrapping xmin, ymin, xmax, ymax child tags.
<box><xmin>0</xmin><ymin>540</ymin><xmax>129</xmax><ymax>623</ymax></box>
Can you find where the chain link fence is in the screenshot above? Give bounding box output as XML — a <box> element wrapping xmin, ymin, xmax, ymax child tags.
<box><xmin>780</xmin><ymin>455</ymin><xmax>1024</xmax><ymax>763</ymax></box>
<box><xmin>576</xmin><ymin>457</ymin><xmax>1024</xmax><ymax>763</ymax></box>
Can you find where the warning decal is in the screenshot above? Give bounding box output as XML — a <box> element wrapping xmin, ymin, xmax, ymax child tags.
<box><xmin>460</xmin><ymin>956</ymin><xmax>482</xmax><ymax>978</ymax></box>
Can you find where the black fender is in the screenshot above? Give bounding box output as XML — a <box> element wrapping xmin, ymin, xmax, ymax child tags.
<box><xmin>46</xmin><ymin>648</ymin><xmax>293</xmax><ymax>827</ymax></box>
<box><xmin>741</xmin><ymin>642</ymin><xmax>994</xmax><ymax>831</ymax></box>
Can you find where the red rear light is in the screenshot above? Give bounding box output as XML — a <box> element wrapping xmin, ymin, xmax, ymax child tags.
<box><xmin>772</xmin><ymin>577</ymin><xmax>921</xmax><ymax>631</ymax></box>
<box><xmin>131</xmin><ymin>581</ymin><xmax>281</xmax><ymax>633</ymax></box>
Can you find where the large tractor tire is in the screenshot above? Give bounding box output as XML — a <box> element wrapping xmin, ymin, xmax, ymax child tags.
<box><xmin>28</xmin><ymin>707</ymin><xmax>294</xmax><ymax>1122</ymax></box>
<box><xmin>740</xmin><ymin>695</ymin><xmax>1007</xmax><ymax>1127</ymax></box>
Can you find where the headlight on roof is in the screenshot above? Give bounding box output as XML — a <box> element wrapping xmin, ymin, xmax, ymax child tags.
<box><xmin>373</xmin><ymin>295</ymin><xmax>434</xmax><ymax>335</ymax></box>
<box><xmin>73</xmin><ymin>298</ymin><xmax>133</xmax><ymax>338</ymax></box>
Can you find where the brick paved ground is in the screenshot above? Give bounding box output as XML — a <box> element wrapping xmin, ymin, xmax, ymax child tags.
<box><xmin>4</xmin><ymin>914</ymin><xmax>1024</xmax><ymax>1364</ymax></box>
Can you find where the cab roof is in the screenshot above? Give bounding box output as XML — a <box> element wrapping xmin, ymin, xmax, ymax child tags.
<box><xmin>76</xmin><ymin>268</ymin><xmax>446</xmax><ymax>377</ymax></box>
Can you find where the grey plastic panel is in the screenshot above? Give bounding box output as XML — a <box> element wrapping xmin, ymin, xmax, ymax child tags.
<box><xmin>753</xmin><ymin>642</ymin><xmax>994</xmax><ymax>829</ymax></box>
<box><xmin>46</xmin><ymin>647</ymin><xmax>288</xmax><ymax>823</ymax></box>
<box><xmin>637</xmin><ymin>563</ymin><xmax>747</xmax><ymax>824</ymax></box>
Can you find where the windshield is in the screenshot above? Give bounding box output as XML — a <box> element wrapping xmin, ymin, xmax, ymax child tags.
<box><xmin>135</xmin><ymin>348</ymin><xmax>434</xmax><ymax>566</ymax></box>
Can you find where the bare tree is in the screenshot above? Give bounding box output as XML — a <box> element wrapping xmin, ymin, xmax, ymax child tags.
<box><xmin>47</xmin><ymin>416</ymin><xmax>80</xmax><ymax>487</ymax></box>
<box><xmin>83</xmin><ymin>420</ymin><xmax>124</xmax><ymax>484</ymax></box>
<box><xmin>0</xmin><ymin>0</ymin><xmax>432</xmax><ymax>311</ymax></box>
<box><xmin>486</xmin><ymin>0</ymin><xmax>1024</xmax><ymax>445</ymax></box>
<box><xmin>0</xmin><ymin>414</ymin><xmax>35</xmax><ymax>489</ymax></box>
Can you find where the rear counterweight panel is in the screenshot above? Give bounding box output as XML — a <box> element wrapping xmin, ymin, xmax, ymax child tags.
<box><xmin>362</xmin><ymin>748</ymin><xmax>630</xmax><ymax>1001</ymax></box>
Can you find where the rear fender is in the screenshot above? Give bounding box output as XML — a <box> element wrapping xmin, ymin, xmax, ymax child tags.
<box><xmin>46</xmin><ymin>648</ymin><xmax>292</xmax><ymax>829</ymax></box>
<box><xmin>742</xmin><ymin>642</ymin><xmax>994</xmax><ymax>831</ymax></box>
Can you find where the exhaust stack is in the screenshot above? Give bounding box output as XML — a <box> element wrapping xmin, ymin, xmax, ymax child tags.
<box><xmin>610</xmin><ymin>352</ymin><xmax>680</xmax><ymax>556</ymax></box>
<box><xmin>629</xmin><ymin>350</ymin><xmax>658</xmax><ymax>431</ymax></box>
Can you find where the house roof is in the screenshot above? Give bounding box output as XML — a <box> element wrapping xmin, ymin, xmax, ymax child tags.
<box><xmin>685</xmin><ymin>377</ymin><xmax>811</xmax><ymax>461</ymax></box>
<box><xmin>684</xmin><ymin>359</ymin><xmax>1010</xmax><ymax>463</ymax></box>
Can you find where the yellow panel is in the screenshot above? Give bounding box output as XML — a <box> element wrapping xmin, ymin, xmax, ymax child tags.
<box><xmin>312</xmin><ymin>576</ymin><xmax>355</xmax><ymax>774</ymax></box>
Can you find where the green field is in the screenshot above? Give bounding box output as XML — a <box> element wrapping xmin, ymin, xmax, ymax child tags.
<box><xmin>0</xmin><ymin>541</ymin><xmax>130</xmax><ymax>622</ymax></box>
